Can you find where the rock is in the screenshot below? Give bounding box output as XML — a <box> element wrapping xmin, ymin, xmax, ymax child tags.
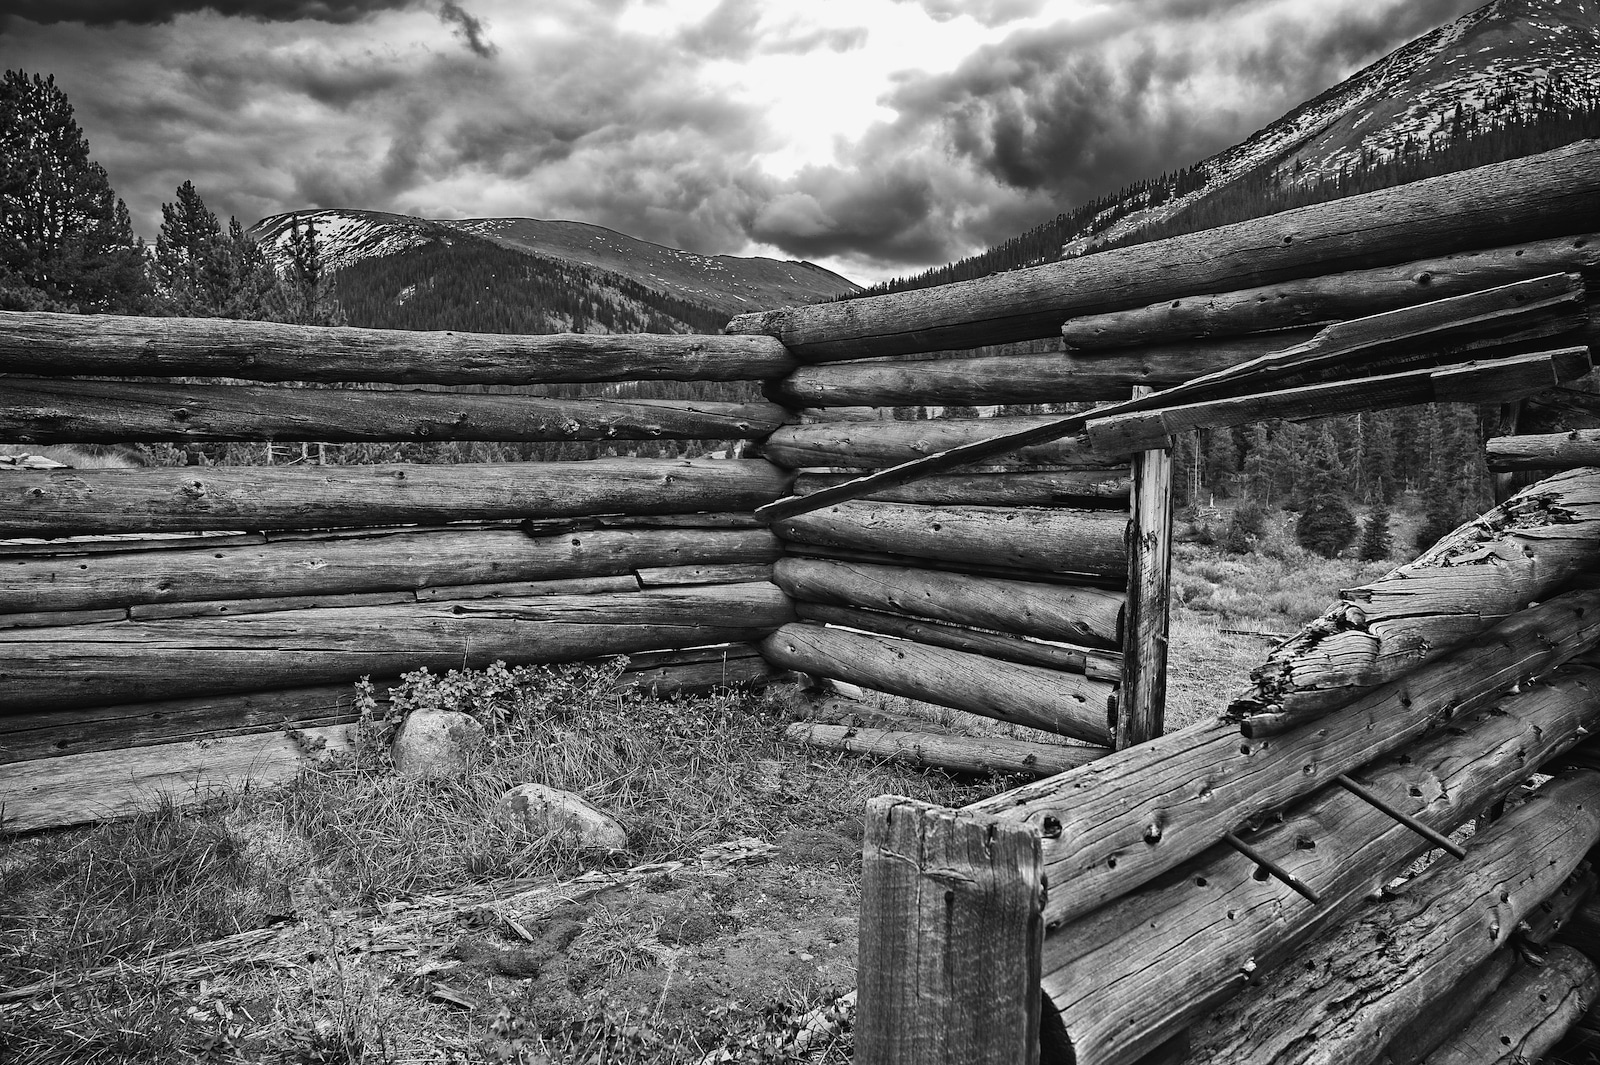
<box><xmin>495</xmin><ymin>783</ymin><xmax>627</xmax><ymax>852</ymax></box>
<box><xmin>390</xmin><ymin>709</ymin><xmax>484</xmax><ymax>779</ymax></box>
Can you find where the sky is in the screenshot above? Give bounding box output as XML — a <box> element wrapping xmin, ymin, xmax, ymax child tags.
<box><xmin>3</xmin><ymin>0</ymin><xmax>1482</xmax><ymax>285</ymax></box>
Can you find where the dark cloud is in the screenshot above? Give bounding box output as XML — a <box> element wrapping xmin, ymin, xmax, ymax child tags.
<box><xmin>438</xmin><ymin>0</ymin><xmax>495</xmax><ymax>58</ymax></box>
<box><xmin>5</xmin><ymin>0</ymin><xmax>420</xmax><ymax>27</ymax></box>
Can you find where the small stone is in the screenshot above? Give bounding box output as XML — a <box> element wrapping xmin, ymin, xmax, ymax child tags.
<box><xmin>390</xmin><ymin>709</ymin><xmax>485</xmax><ymax>779</ymax></box>
<box><xmin>495</xmin><ymin>783</ymin><xmax>627</xmax><ymax>852</ymax></box>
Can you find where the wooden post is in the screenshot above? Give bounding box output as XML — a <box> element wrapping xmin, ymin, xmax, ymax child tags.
<box><xmin>857</xmin><ymin>796</ymin><xmax>1044</xmax><ymax>1065</ymax></box>
<box><xmin>1117</xmin><ymin>387</ymin><xmax>1172</xmax><ymax>749</ymax></box>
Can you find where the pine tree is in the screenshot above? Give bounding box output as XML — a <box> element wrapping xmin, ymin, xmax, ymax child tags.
<box><xmin>1358</xmin><ymin>499</ymin><xmax>1393</xmax><ymax>561</ymax></box>
<box><xmin>153</xmin><ymin>180</ymin><xmax>227</xmax><ymax>315</ymax></box>
<box><xmin>279</xmin><ymin>214</ymin><xmax>345</xmax><ymax>326</ymax></box>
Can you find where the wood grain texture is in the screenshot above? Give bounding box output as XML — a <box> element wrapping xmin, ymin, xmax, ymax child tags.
<box><xmin>1117</xmin><ymin>391</ymin><xmax>1171</xmax><ymax>749</ymax></box>
<box><xmin>0</xmin><ymin>311</ymin><xmax>796</xmax><ymax>383</ymax></box>
<box><xmin>762</xmin><ymin>623</ymin><xmax>1115</xmax><ymax>744</ymax></box>
<box><xmin>856</xmin><ymin>796</ymin><xmax>1043</xmax><ymax>1065</ymax></box>
<box><xmin>1416</xmin><ymin>944</ymin><xmax>1598</xmax><ymax>1065</ymax></box>
<box><xmin>0</xmin><ymin>459</ymin><xmax>791</xmax><ymax>537</ymax></box>
<box><xmin>1381</xmin><ymin>949</ymin><xmax>1519</xmax><ymax>1065</ymax></box>
<box><xmin>727</xmin><ymin>141</ymin><xmax>1600</xmax><ymax>359</ymax></box>
<box><xmin>759</xmin><ymin>415</ymin><xmax>1109</xmax><ymax>470</ymax></box>
<box><xmin>788</xmin><ymin>723</ymin><xmax>1107</xmax><ymax>777</ymax></box>
<box><xmin>1487</xmin><ymin>429</ymin><xmax>1600</xmax><ymax>470</ymax></box>
<box><xmin>793</xmin><ymin>469</ymin><xmax>1131</xmax><ymax>507</ymax></box>
<box><xmin>773</xmin><ymin>353</ymin><xmax>1137</xmax><ymax>408</ymax></box>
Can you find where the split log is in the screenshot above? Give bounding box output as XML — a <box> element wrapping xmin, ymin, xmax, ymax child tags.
<box><xmin>1039</xmin><ymin>667</ymin><xmax>1600</xmax><ymax>1065</ymax></box>
<box><xmin>1382</xmin><ymin>950</ymin><xmax>1519</xmax><ymax>1065</ymax></box>
<box><xmin>1061</xmin><ymin>232</ymin><xmax>1600</xmax><ymax>349</ymax></box>
<box><xmin>0</xmin><ymin>583</ymin><xmax>796</xmax><ymax>713</ymax></box>
<box><xmin>633</xmin><ymin>562</ymin><xmax>775</xmax><ymax>587</ymax></box>
<box><xmin>794</xmin><ymin>469</ymin><xmax>1131</xmax><ymax>508</ymax></box>
<box><xmin>772</xmin><ymin>354</ymin><xmax>1137</xmax><ymax>408</ymax></box>
<box><xmin>965</xmin><ymin>589</ymin><xmax>1600</xmax><ymax>926</ymax></box>
<box><xmin>0</xmin><ymin>311</ymin><xmax>796</xmax><ymax>383</ymax></box>
<box><xmin>775</xmin><ymin>558</ymin><xmax>1122</xmax><ymax>648</ymax></box>
<box><xmin>794</xmin><ymin>603</ymin><xmax>1122</xmax><ymax>681</ymax></box>
<box><xmin>0</xmin><ymin>724</ymin><xmax>355</xmax><ymax>833</ymax></box>
<box><xmin>413</xmin><ymin>575</ymin><xmax>639</xmax><ymax>602</ymax></box>
<box><xmin>1415</xmin><ymin>944</ymin><xmax>1598</xmax><ymax>1065</ymax></box>
<box><xmin>1230</xmin><ymin>466</ymin><xmax>1600</xmax><ymax>731</ymax></box>
<box><xmin>0</xmin><ymin>527</ymin><xmax>780</xmax><ymax>614</ymax></box>
<box><xmin>783</xmin><ymin>543</ymin><xmax>1126</xmax><ymax>591</ymax></box>
<box><xmin>788</xmin><ymin>722</ymin><xmax>1108</xmax><ymax>777</ymax></box>
<box><xmin>759</xmin><ymin>416</ymin><xmax>1109</xmax><ymax>470</ymax></box>
<box><xmin>1183</xmin><ymin>770</ymin><xmax>1600</xmax><ymax>1065</ymax></box>
<box><xmin>0</xmin><ymin>459</ymin><xmax>791</xmax><ymax>538</ymax></box>
<box><xmin>129</xmin><ymin>590</ymin><xmax>425</xmax><ymax>620</ymax></box>
<box><xmin>616</xmin><ymin>644</ymin><xmax>780</xmax><ymax>695</ymax></box>
<box><xmin>0</xmin><ymin>607</ymin><xmax>126</xmax><ymax>629</ymax></box>
<box><xmin>0</xmin><ymin>531</ymin><xmax>266</xmax><ymax>558</ymax></box>
<box><xmin>776</xmin><ymin>501</ymin><xmax>1127</xmax><ymax>580</ymax></box>
<box><xmin>762</xmin><ymin>623</ymin><xmax>1115</xmax><ymax>744</ymax></box>
<box><xmin>1487</xmin><ymin>429</ymin><xmax>1600</xmax><ymax>470</ymax></box>
<box><xmin>1</xmin><ymin>378</ymin><xmax>788</xmax><ymax>444</ymax></box>
<box><xmin>727</xmin><ymin>140</ymin><xmax>1600</xmax><ymax>360</ymax></box>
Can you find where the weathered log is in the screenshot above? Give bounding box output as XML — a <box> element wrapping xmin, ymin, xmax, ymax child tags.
<box><xmin>128</xmin><ymin>590</ymin><xmax>425</xmax><ymax>620</ymax></box>
<box><xmin>1487</xmin><ymin>429</ymin><xmax>1600</xmax><ymax>470</ymax></box>
<box><xmin>616</xmin><ymin>644</ymin><xmax>780</xmax><ymax>694</ymax></box>
<box><xmin>1117</xmin><ymin>389</ymin><xmax>1170</xmax><ymax>749</ymax></box>
<box><xmin>0</xmin><ymin>607</ymin><xmax>127</xmax><ymax>629</ymax></box>
<box><xmin>727</xmin><ymin>141</ymin><xmax>1600</xmax><ymax>360</ymax></box>
<box><xmin>0</xmin><ymin>459</ymin><xmax>791</xmax><ymax>538</ymax></box>
<box><xmin>1038</xmin><ymin>668</ymin><xmax>1600</xmax><ymax>1065</ymax></box>
<box><xmin>788</xmin><ymin>722</ymin><xmax>1108</xmax><ymax>777</ymax></box>
<box><xmin>0</xmin><ymin>583</ymin><xmax>795</xmax><ymax>713</ymax></box>
<box><xmin>773</xmin><ymin>354</ymin><xmax>1137</xmax><ymax>408</ymax></box>
<box><xmin>783</xmin><ymin>543</ymin><xmax>1125</xmax><ymax>591</ymax></box>
<box><xmin>633</xmin><ymin>562</ymin><xmax>775</xmax><ymax>587</ymax></box>
<box><xmin>1085</xmin><ymin>347</ymin><xmax>1593</xmax><ymax>456</ymax></box>
<box><xmin>857</xmin><ymin>796</ymin><xmax>1044</xmax><ymax>1065</ymax></box>
<box><xmin>1231</xmin><ymin>466</ymin><xmax>1600</xmax><ymax>730</ymax></box>
<box><xmin>776</xmin><ymin>501</ymin><xmax>1127</xmax><ymax>580</ymax></box>
<box><xmin>0</xmin><ymin>531</ymin><xmax>266</xmax><ymax>558</ymax></box>
<box><xmin>794</xmin><ymin>469</ymin><xmax>1131</xmax><ymax>508</ymax></box>
<box><xmin>794</xmin><ymin>602</ymin><xmax>1122</xmax><ymax>681</ymax></box>
<box><xmin>0</xmin><ymin>527</ymin><xmax>780</xmax><ymax>614</ymax></box>
<box><xmin>0</xmin><ymin>724</ymin><xmax>355</xmax><ymax>833</ymax></box>
<box><xmin>965</xmin><ymin>589</ymin><xmax>1600</xmax><ymax>926</ymax></box>
<box><xmin>413</xmin><ymin>575</ymin><xmax>639</xmax><ymax>602</ymax></box>
<box><xmin>1053</xmin><ymin>331</ymin><xmax>1318</xmax><ymax>385</ymax></box>
<box><xmin>1061</xmin><ymin>232</ymin><xmax>1600</xmax><ymax>349</ymax></box>
<box><xmin>759</xmin><ymin>415</ymin><xmax>1109</xmax><ymax>470</ymax></box>
<box><xmin>1382</xmin><ymin>950</ymin><xmax>1519</xmax><ymax>1065</ymax></box>
<box><xmin>1525</xmin><ymin>863</ymin><xmax>1599</xmax><ymax>947</ymax></box>
<box><xmin>1415</xmin><ymin>944</ymin><xmax>1598</xmax><ymax>1065</ymax></box>
<box><xmin>1</xmin><ymin>378</ymin><xmax>789</xmax><ymax>444</ymax></box>
<box><xmin>0</xmin><ymin>311</ymin><xmax>796</xmax><ymax>383</ymax></box>
<box><xmin>1183</xmin><ymin>770</ymin><xmax>1600</xmax><ymax>1065</ymax></box>
<box><xmin>774</xmin><ymin>558</ymin><xmax>1123</xmax><ymax>648</ymax></box>
<box><xmin>762</xmin><ymin>623</ymin><xmax>1115</xmax><ymax>744</ymax></box>
<box><xmin>1558</xmin><ymin>895</ymin><xmax>1600</xmax><ymax>964</ymax></box>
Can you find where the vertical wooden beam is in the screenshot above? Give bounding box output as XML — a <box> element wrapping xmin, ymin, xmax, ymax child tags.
<box><xmin>1117</xmin><ymin>386</ymin><xmax>1173</xmax><ymax>749</ymax></box>
<box><xmin>857</xmin><ymin>795</ymin><xmax>1045</xmax><ymax>1065</ymax></box>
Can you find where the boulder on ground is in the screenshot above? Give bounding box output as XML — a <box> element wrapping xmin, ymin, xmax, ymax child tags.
<box><xmin>495</xmin><ymin>783</ymin><xmax>627</xmax><ymax>852</ymax></box>
<box><xmin>391</xmin><ymin>709</ymin><xmax>484</xmax><ymax>779</ymax></box>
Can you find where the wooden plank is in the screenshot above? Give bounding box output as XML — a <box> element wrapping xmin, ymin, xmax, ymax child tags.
<box><xmin>794</xmin><ymin>469</ymin><xmax>1131</xmax><ymax>507</ymax></box>
<box><xmin>633</xmin><ymin>563</ymin><xmax>775</xmax><ymax>587</ymax></box>
<box><xmin>759</xmin><ymin>415</ymin><xmax>1109</xmax><ymax>470</ymax></box>
<box><xmin>1417</xmin><ymin>944</ymin><xmax>1598</xmax><ymax>1065</ymax></box>
<box><xmin>0</xmin><ymin>312</ymin><xmax>797</xmax><ymax>383</ymax></box>
<box><xmin>0</xmin><ymin>459</ymin><xmax>791</xmax><ymax>538</ymax></box>
<box><xmin>965</xmin><ymin>589</ymin><xmax>1600</xmax><ymax>927</ymax></box>
<box><xmin>1487</xmin><ymin>428</ymin><xmax>1600</xmax><ymax>470</ymax></box>
<box><xmin>1232</xmin><ymin>467</ymin><xmax>1600</xmax><ymax>731</ymax></box>
<box><xmin>762</xmin><ymin>623</ymin><xmax>1115</xmax><ymax>744</ymax></box>
<box><xmin>773</xmin><ymin>353</ymin><xmax>1138</xmax><ymax>408</ymax></box>
<box><xmin>1</xmin><ymin>526</ymin><xmax>776</xmax><ymax>614</ymax></box>
<box><xmin>2</xmin><ymin>377</ymin><xmax>789</xmax><ymax>444</ymax></box>
<box><xmin>774</xmin><ymin>557</ymin><xmax>1124</xmax><ymax>648</ymax></box>
<box><xmin>617</xmin><ymin>644</ymin><xmax>779</xmax><ymax>694</ymax></box>
<box><xmin>776</xmin><ymin>501</ymin><xmax>1128</xmax><ymax>581</ymax></box>
<box><xmin>788</xmin><ymin>723</ymin><xmax>1108</xmax><ymax>777</ymax></box>
<box><xmin>1061</xmin><ymin>232</ymin><xmax>1600</xmax><ymax>349</ymax></box>
<box><xmin>0</xmin><ymin>532</ymin><xmax>267</xmax><ymax>558</ymax></box>
<box><xmin>1184</xmin><ymin>771</ymin><xmax>1600</xmax><ymax>1065</ymax></box>
<box><xmin>857</xmin><ymin>796</ymin><xmax>1043</xmax><ymax>1065</ymax></box>
<box><xmin>1117</xmin><ymin>390</ymin><xmax>1172</xmax><ymax>750</ymax></box>
<box><xmin>727</xmin><ymin>140</ymin><xmax>1600</xmax><ymax>359</ymax></box>
<box><xmin>794</xmin><ymin>602</ymin><xmax>1122</xmax><ymax>681</ymax></box>
<box><xmin>0</xmin><ymin>583</ymin><xmax>796</xmax><ymax>713</ymax></box>
<box><xmin>1039</xmin><ymin>667</ymin><xmax>1600</xmax><ymax>1065</ymax></box>
<box><xmin>0</xmin><ymin>724</ymin><xmax>355</xmax><ymax>833</ymax></box>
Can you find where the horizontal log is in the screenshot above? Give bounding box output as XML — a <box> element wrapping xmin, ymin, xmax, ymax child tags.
<box><xmin>1231</xmin><ymin>467</ymin><xmax>1600</xmax><ymax>729</ymax></box>
<box><xmin>1040</xmin><ymin>667</ymin><xmax>1600</xmax><ymax>1065</ymax></box>
<box><xmin>759</xmin><ymin>415</ymin><xmax>1109</xmax><ymax>470</ymax></box>
<box><xmin>794</xmin><ymin>602</ymin><xmax>1122</xmax><ymax>681</ymax></box>
<box><xmin>783</xmin><ymin>542</ymin><xmax>1127</xmax><ymax>591</ymax></box>
<box><xmin>617</xmin><ymin>644</ymin><xmax>781</xmax><ymax>695</ymax></box>
<box><xmin>1382</xmin><ymin>950</ymin><xmax>1519</xmax><ymax>1065</ymax></box>
<box><xmin>966</xmin><ymin>589</ymin><xmax>1600</xmax><ymax>927</ymax></box>
<box><xmin>414</xmin><ymin>575</ymin><xmax>639</xmax><ymax>602</ymax></box>
<box><xmin>128</xmin><ymin>589</ymin><xmax>423</xmax><ymax>620</ymax></box>
<box><xmin>787</xmin><ymin>722</ymin><xmax>1108</xmax><ymax>777</ymax></box>
<box><xmin>773</xmin><ymin>354</ymin><xmax>1136</xmax><ymax>408</ymax></box>
<box><xmin>0</xmin><ymin>311</ymin><xmax>797</xmax><ymax>383</ymax></box>
<box><xmin>0</xmin><ymin>531</ymin><xmax>267</xmax><ymax>558</ymax></box>
<box><xmin>0</xmin><ymin>607</ymin><xmax>127</xmax><ymax>629</ymax></box>
<box><xmin>1487</xmin><ymin>430</ymin><xmax>1600</xmax><ymax>470</ymax></box>
<box><xmin>1184</xmin><ymin>770</ymin><xmax>1600</xmax><ymax>1065</ymax></box>
<box><xmin>0</xmin><ymin>459</ymin><xmax>791</xmax><ymax>538</ymax></box>
<box><xmin>633</xmin><ymin>562</ymin><xmax>775</xmax><ymax>587</ymax></box>
<box><xmin>0</xmin><ymin>526</ymin><xmax>780</xmax><ymax>614</ymax></box>
<box><xmin>1085</xmin><ymin>347</ymin><xmax>1593</xmax><ymax>456</ymax></box>
<box><xmin>1052</xmin><ymin>331</ymin><xmax>1318</xmax><ymax>385</ymax></box>
<box><xmin>776</xmin><ymin>501</ymin><xmax>1127</xmax><ymax>580</ymax></box>
<box><xmin>727</xmin><ymin>141</ymin><xmax>1600</xmax><ymax>360</ymax></box>
<box><xmin>794</xmin><ymin>469</ymin><xmax>1131</xmax><ymax>507</ymax></box>
<box><xmin>1418</xmin><ymin>944</ymin><xmax>1598</xmax><ymax>1065</ymax></box>
<box><xmin>0</xmin><ymin>724</ymin><xmax>355</xmax><ymax>833</ymax></box>
<box><xmin>1</xmin><ymin>378</ymin><xmax>789</xmax><ymax>444</ymax></box>
<box><xmin>1061</xmin><ymin>232</ymin><xmax>1600</xmax><ymax>349</ymax></box>
<box><xmin>774</xmin><ymin>557</ymin><xmax>1123</xmax><ymax>648</ymax></box>
<box><xmin>0</xmin><ymin>583</ymin><xmax>795</xmax><ymax>713</ymax></box>
<box><xmin>761</xmin><ymin>623</ymin><xmax>1115</xmax><ymax>745</ymax></box>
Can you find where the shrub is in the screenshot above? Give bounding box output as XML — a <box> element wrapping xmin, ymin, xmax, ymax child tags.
<box><xmin>1220</xmin><ymin>503</ymin><xmax>1267</xmax><ymax>554</ymax></box>
<box><xmin>1295</xmin><ymin>499</ymin><xmax>1357</xmax><ymax>558</ymax></box>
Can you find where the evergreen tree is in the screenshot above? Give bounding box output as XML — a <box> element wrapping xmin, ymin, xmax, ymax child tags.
<box><xmin>153</xmin><ymin>180</ymin><xmax>227</xmax><ymax>315</ymax></box>
<box><xmin>279</xmin><ymin>214</ymin><xmax>345</xmax><ymax>325</ymax></box>
<box><xmin>1358</xmin><ymin>499</ymin><xmax>1393</xmax><ymax>561</ymax></box>
<box><xmin>1297</xmin><ymin>499</ymin><xmax>1358</xmax><ymax>558</ymax></box>
<box><xmin>942</xmin><ymin>404</ymin><xmax>979</xmax><ymax>420</ymax></box>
